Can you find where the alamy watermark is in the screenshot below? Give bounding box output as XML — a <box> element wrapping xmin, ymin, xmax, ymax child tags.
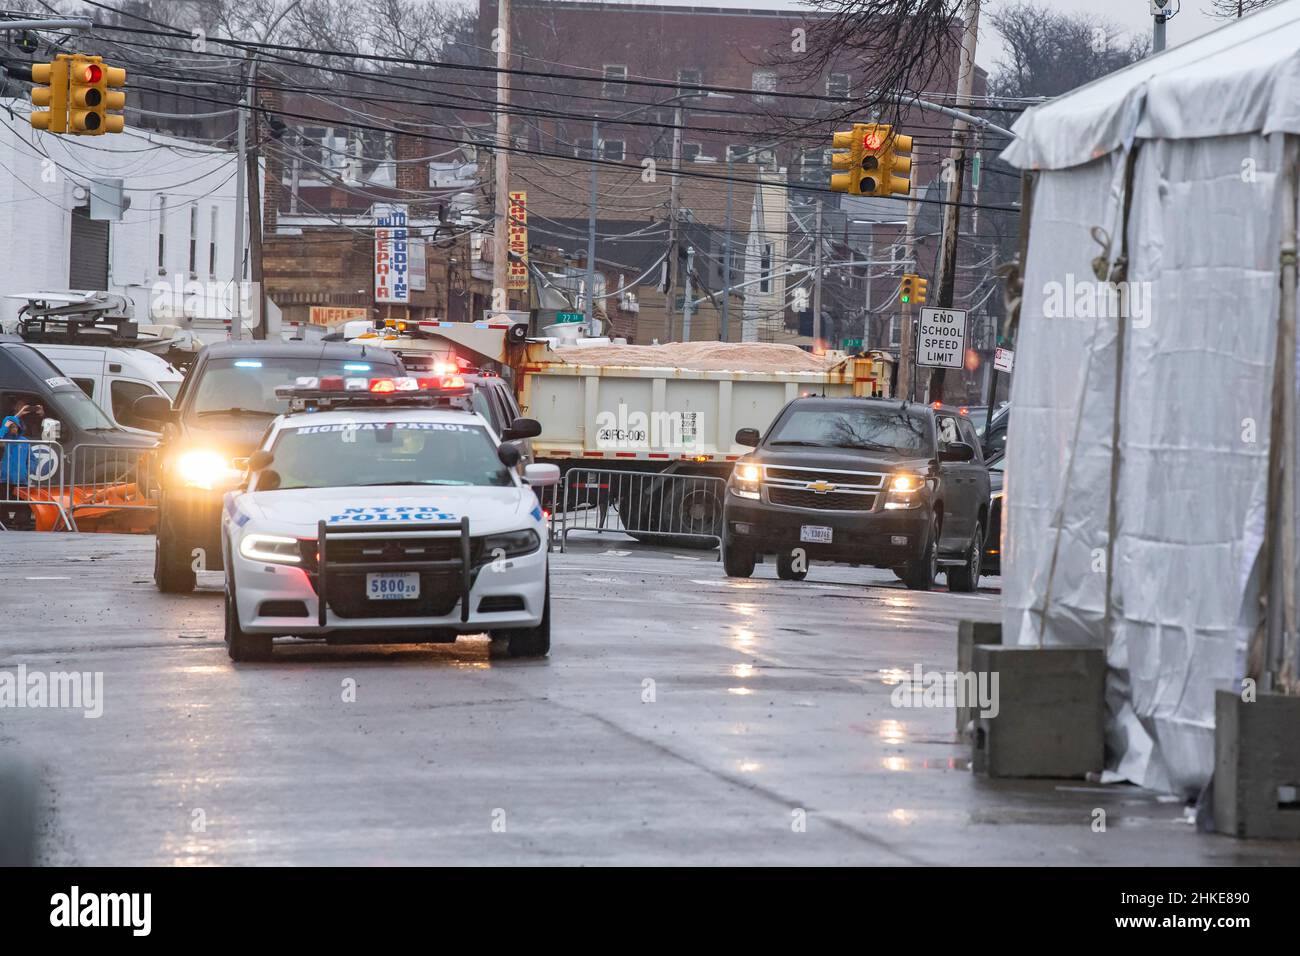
<box><xmin>0</xmin><ymin>663</ymin><xmax>103</xmax><ymax>718</ymax></box>
<box><xmin>595</xmin><ymin>402</ymin><xmax>699</xmax><ymax>451</ymax></box>
<box><xmin>889</xmin><ymin>663</ymin><xmax>999</xmax><ymax>719</ymax></box>
<box><xmin>1042</xmin><ymin>274</ymin><xmax>1153</xmax><ymax>329</ymax></box>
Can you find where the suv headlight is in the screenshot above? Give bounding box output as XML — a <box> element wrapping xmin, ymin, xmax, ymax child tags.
<box><xmin>730</xmin><ymin>462</ymin><xmax>761</xmax><ymax>500</ymax></box>
<box><xmin>176</xmin><ymin>449</ymin><xmax>243</xmax><ymax>491</ymax></box>
<box><xmin>239</xmin><ymin>533</ymin><xmax>303</xmax><ymax>564</ymax></box>
<box><xmin>884</xmin><ymin>473</ymin><xmax>924</xmax><ymax>510</ymax></box>
<box><xmin>480</xmin><ymin>528</ymin><xmax>541</xmax><ymax>561</ymax></box>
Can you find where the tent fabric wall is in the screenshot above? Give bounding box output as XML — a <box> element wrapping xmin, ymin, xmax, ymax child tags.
<box><xmin>1003</xmin><ymin>133</ymin><xmax>1289</xmax><ymax>794</ymax></box>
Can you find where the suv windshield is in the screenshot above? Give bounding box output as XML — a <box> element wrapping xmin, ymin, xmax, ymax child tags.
<box><xmin>264</xmin><ymin>421</ymin><xmax>514</xmax><ymax>491</ymax></box>
<box><xmin>189</xmin><ymin>356</ymin><xmax>394</xmax><ymax>417</ymax></box>
<box><xmin>767</xmin><ymin>404</ymin><xmax>930</xmax><ymax>454</ymax></box>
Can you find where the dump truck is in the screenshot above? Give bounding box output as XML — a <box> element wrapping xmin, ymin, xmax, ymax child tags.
<box><xmin>348</xmin><ymin>320</ymin><xmax>894</xmax><ymax>546</ymax></box>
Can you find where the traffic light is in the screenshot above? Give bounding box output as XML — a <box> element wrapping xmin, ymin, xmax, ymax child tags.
<box><xmin>880</xmin><ymin>131</ymin><xmax>914</xmax><ymax>197</ymax></box>
<box><xmin>68</xmin><ymin>55</ymin><xmax>127</xmax><ymax>135</ymax></box>
<box><xmin>912</xmin><ymin>276</ymin><xmax>928</xmax><ymax>305</ymax></box>
<box><xmin>900</xmin><ymin>273</ymin><xmax>916</xmax><ymax>305</ymax></box>
<box><xmin>29</xmin><ymin>58</ymin><xmax>68</xmax><ymax>133</ymax></box>
<box><xmin>858</xmin><ymin>124</ymin><xmax>888</xmax><ymax>195</ymax></box>
<box><xmin>829</xmin><ymin>126</ymin><xmax>864</xmax><ymax>194</ymax></box>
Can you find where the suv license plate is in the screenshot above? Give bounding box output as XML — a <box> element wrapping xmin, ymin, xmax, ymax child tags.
<box><xmin>800</xmin><ymin>525</ymin><xmax>832</xmax><ymax>544</ymax></box>
<box><xmin>366</xmin><ymin>571</ymin><xmax>420</xmax><ymax>600</ymax></box>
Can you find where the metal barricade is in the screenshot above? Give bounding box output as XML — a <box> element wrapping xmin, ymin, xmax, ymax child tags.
<box><xmin>0</xmin><ymin>438</ymin><xmax>72</xmax><ymax>531</ymax></box>
<box><xmin>557</xmin><ymin>467</ymin><xmax>725</xmax><ymax>554</ymax></box>
<box><xmin>66</xmin><ymin>443</ymin><xmax>160</xmax><ymax>532</ymax></box>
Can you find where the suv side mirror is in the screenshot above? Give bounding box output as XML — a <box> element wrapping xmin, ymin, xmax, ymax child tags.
<box><xmin>498</xmin><ymin>443</ymin><xmax>521</xmax><ymax>468</ymax></box>
<box><xmin>132</xmin><ymin>394</ymin><xmax>174</xmax><ymax>425</ymax></box>
<box><xmin>735</xmin><ymin>427</ymin><xmax>760</xmax><ymax>447</ymax></box>
<box><xmin>246</xmin><ymin>449</ymin><xmax>274</xmax><ymax>472</ymax></box>
<box><xmin>939</xmin><ymin>441</ymin><xmax>975</xmax><ymax>463</ymax></box>
<box><xmin>502</xmin><ymin>417</ymin><xmax>542</xmax><ymax>441</ymax></box>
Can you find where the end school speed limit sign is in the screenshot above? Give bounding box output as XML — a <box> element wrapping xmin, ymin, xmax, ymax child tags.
<box><xmin>917</xmin><ymin>307</ymin><xmax>967</xmax><ymax>369</ymax></box>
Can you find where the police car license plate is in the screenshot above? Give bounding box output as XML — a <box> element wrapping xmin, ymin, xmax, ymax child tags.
<box><xmin>800</xmin><ymin>525</ymin><xmax>833</xmax><ymax>544</ymax></box>
<box><xmin>366</xmin><ymin>572</ymin><xmax>420</xmax><ymax>600</ymax></box>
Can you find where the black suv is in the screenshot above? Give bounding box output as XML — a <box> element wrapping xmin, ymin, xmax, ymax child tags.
<box><xmin>721</xmin><ymin>397</ymin><xmax>990</xmax><ymax>591</ymax></box>
<box><xmin>134</xmin><ymin>340</ymin><xmax>404</xmax><ymax>593</ymax></box>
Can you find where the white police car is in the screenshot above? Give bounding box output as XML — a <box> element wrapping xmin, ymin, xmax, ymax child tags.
<box><xmin>219</xmin><ymin>374</ymin><xmax>558</xmax><ymax>662</ymax></box>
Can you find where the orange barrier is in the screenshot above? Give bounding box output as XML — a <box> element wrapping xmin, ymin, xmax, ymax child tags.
<box><xmin>18</xmin><ymin>483</ymin><xmax>157</xmax><ymax>533</ymax></box>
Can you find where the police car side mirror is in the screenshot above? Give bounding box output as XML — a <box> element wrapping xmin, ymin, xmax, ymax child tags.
<box><xmin>523</xmin><ymin>463</ymin><xmax>560</xmax><ymax>487</ymax></box>
<box><xmin>133</xmin><ymin>394</ymin><xmax>175</xmax><ymax>425</ymax></box>
<box><xmin>735</xmin><ymin>427</ymin><xmax>760</xmax><ymax>447</ymax></box>
<box><xmin>497</xmin><ymin>444</ymin><xmax>521</xmax><ymax>469</ymax></box>
<box><xmin>502</xmin><ymin>417</ymin><xmax>542</xmax><ymax>441</ymax></box>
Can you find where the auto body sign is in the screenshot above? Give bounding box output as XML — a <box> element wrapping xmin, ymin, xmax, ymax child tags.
<box><xmin>374</xmin><ymin>203</ymin><xmax>410</xmax><ymax>304</ymax></box>
<box><xmin>917</xmin><ymin>307</ymin><xmax>967</xmax><ymax>369</ymax></box>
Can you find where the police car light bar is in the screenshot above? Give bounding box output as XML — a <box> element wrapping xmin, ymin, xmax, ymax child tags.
<box><xmin>274</xmin><ymin>376</ymin><xmax>470</xmax><ymax>408</ymax></box>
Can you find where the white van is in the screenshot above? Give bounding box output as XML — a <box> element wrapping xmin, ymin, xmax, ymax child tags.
<box><xmin>31</xmin><ymin>344</ymin><xmax>183</xmax><ymax>435</ymax></box>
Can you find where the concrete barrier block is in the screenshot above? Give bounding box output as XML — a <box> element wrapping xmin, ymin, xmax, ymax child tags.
<box><xmin>956</xmin><ymin>620</ymin><xmax>1002</xmax><ymax>733</ymax></box>
<box><xmin>971</xmin><ymin>645</ymin><xmax>1105</xmax><ymax>779</ymax></box>
<box><xmin>1214</xmin><ymin>690</ymin><xmax>1300</xmax><ymax>840</ymax></box>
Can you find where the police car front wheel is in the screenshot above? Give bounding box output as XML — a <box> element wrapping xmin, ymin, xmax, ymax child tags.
<box><xmin>224</xmin><ymin>579</ymin><xmax>273</xmax><ymax>662</ymax></box>
<box><xmin>495</xmin><ymin>575</ymin><xmax>551</xmax><ymax>658</ymax></box>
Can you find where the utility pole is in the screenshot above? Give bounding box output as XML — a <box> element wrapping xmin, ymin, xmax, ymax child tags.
<box><xmin>898</xmin><ymin>184</ymin><xmax>919</xmax><ymax>399</ymax></box>
<box><xmin>862</xmin><ymin>227</ymin><xmax>874</xmax><ymax>351</ymax></box>
<box><xmin>682</xmin><ymin>245</ymin><xmax>695</xmax><ymax>340</ymax></box>
<box><xmin>721</xmin><ymin>156</ymin><xmax>734</xmax><ymax>342</ymax></box>
<box><xmin>585</xmin><ymin>118</ymin><xmax>599</xmax><ymax>327</ymax></box>
<box><xmin>812</xmin><ymin>200</ymin><xmax>823</xmax><ymax>351</ymax></box>
<box><xmin>1153</xmin><ymin>0</ymin><xmax>1169</xmax><ymax>53</ymax></box>
<box><xmin>665</xmin><ymin>103</ymin><xmax>685</xmax><ymax>340</ymax></box>
<box><xmin>231</xmin><ymin>89</ymin><xmax>247</xmax><ymax>341</ymax></box>
<box><xmin>492</xmin><ymin>0</ymin><xmax>512</xmax><ymax>312</ymax></box>
<box><xmin>928</xmin><ymin>0</ymin><xmax>980</xmax><ymax>403</ymax></box>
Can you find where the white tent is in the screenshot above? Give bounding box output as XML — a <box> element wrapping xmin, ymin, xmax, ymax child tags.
<box><xmin>998</xmin><ymin>0</ymin><xmax>1300</xmax><ymax>795</ymax></box>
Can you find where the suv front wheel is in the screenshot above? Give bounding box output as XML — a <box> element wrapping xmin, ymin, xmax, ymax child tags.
<box><xmin>155</xmin><ymin>516</ymin><xmax>196</xmax><ymax>594</ymax></box>
<box><xmin>902</xmin><ymin>512</ymin><xmax>940</xmax><ymax>591</ymax></box>
<box><xmin>946</xmin><ymin>521</ymin><xmax>983</xmax><ymax>593</ymax></box>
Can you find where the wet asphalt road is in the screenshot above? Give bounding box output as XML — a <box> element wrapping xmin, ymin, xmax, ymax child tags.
<box><xmin>1</xmin><ymin>531</ymin><xmax>1297</xmax><ymax>866</ymax></box>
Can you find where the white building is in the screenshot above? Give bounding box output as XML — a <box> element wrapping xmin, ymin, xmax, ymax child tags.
<box><xmin>0</xmin><ymin>98</ymin><xmax>246</xmax><ymax>330</ymax></box>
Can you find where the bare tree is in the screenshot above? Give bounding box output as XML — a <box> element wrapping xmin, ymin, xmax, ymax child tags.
<box><xmin>1208</xmin><ymin>0</ymin><xmax>1278</xmax><ymax>18</ymax></box>
<box><xmin>987</xmin><ymin>2</ymin><xmax>1149</xmax><ymax>101</ymax></box>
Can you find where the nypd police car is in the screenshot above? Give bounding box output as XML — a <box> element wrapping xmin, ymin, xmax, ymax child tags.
<box><xmin>220</xmin><ymin>374</ymin><xmax>558</xmax><ymax>662</ymax></box>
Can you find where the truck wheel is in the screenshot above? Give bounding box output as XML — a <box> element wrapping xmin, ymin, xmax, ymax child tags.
<box><xmin>722</xmin><ymin>539</ymin><xmax>755</xmax><ymax>578</ymax></box>
<box><xmin>903</xmin><ymin>513</ymin><xmax>940</xmax><ymax>591</ymax></box>
<box><xmin>502</xmin><ymin>574</ymin><xmax>551</xmax><ymax>658</ymax></box>
<box><xmin>225</xmin><ymin>579</ymin><xmax>272</xmax><ymax>662</ymax></box>
<box><xmin>946</xmin><ymin>522</ymin><xmax>983</xmax><ymax>593</ymax></box>
<box><xmin>630</xmin><ymin>480</ymin><xmax>723</xmax><ymax>550</ymax></box>
<box><xmin>155</xmin><ymin>519</ymin><xmax>196</xmax><ymax>594</ymax></box>
<box><xmin>776</xmin><ymin>551</ymin><xmax>808</xmax><ymax>581</ymax></box>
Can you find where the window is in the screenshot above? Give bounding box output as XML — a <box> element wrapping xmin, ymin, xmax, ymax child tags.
<box><xmin>682</xmin><ymin>142</ymin><xmax>702</xmax><ymax>162</ymax></box>
<box><xmin>602</xmin><ymin>64</ymin><xmax>627</xmax><ymax>97</ymax></box>
<box><xmin>602</xmin><ymin>139</ymin><xmax>625</xmax><ymax>161</ymax></box>
<box><xmin>208</xmin><ymin>207</ymin><xmax>218</xmax><ymax>276</ymax></box>
<box><xmin>760</xmin><ymin>243</ymin><xmax>773</xmax><ymax>293</ymax></box>
<box><xmin>827</xmin><ymin>73</ymin><xmax>851</xmax><ymax>98</ymax></box>
<box><xmin>889</xmin><ymin>315</ymin><xmax>901</xmax><ymax>348</ymax></box>
<box><xmin>156</xmin><ymin>195</ymin><xmax>167</xmax><ymax>274</ymax></box>
<box><xmin>73</xmin><ymin>378</ymin><xmax>95</xmax><ymax>398</ymax></box>
<box><xmin>727</xmin><ymin>144</ymin><xmax>750</xmax><ymax>163</ymax></box>
<box><xmin>188</xmin><ymin>205</ymin><xmax>198</xmax><ymax>277</ymax></box>
<box><xmin>111</xmin><ymin>380</ymin><xmax>155</xmax><ymax>430</ymax></box>
<box><xmin>936</xmin><ymin>415</ymin><xmax>960</xmax><ymax>446</ymax></box>
<box><xmin>751</xmin><ymin>69</ymin><xmax>776</xmax><ymax>102</ymax></box>
<box><xmin>677</xmin><ymin>69</ymin><xmax>702</xmax><ymax>94</ymax></box>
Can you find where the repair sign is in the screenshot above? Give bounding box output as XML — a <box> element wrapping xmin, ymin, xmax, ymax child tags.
<box><xmin>374</xmin><ymin>203</ymin><xmax>410</xmax><ymax>304</ymax></box>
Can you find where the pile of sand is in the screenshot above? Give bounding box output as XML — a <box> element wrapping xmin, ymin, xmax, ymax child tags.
<box><xmin>555</xmin><ymin>341</ymin><xmax>836</xmax><ymax>373</ymax></box>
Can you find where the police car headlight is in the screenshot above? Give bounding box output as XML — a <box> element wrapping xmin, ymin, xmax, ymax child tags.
<box><xmin>480</xmin><ymin>529</ymin><xmax>541</xmax><ymax>560</ymax></box>
<box><xmin>239</xmin><ymin>533</ymin><xmax>303</xmax><ymax>564</ymax></box>
<box><xmin>176</xmin><ymin>449</ymin><xmax>241</xmax><ymax>490</ymax></box>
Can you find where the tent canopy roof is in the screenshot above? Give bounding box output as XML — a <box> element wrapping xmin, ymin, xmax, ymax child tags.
<box><xmin>1001</xmin><ymin>0</ymin><xmax>1300</xmax><ymax>171</ymax></box>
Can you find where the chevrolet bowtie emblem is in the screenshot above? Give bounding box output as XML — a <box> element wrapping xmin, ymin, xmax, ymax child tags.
<box><xmin>806</xmin><ymin>480</ymin><xmax>836</xmax><ymax>494</ymax></box>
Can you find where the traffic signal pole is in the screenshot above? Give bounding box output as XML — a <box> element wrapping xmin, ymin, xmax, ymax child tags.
<box><xmin>493</xmin><ymin>0</ymin><xmax>512</xmax><ymax>312</ymax></box>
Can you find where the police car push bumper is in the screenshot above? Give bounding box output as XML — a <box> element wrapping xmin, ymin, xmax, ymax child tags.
<box><xmin>229</xmin><ymin>502</ymin><xmax>548</xmax><ymax>635</ymax></box>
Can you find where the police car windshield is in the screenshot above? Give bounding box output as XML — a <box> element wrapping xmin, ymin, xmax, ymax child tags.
<box><xmin>767</xmin><ymin>405</ymin><xmax>930</xmax><ymax>454</ymax></box>
<box><xmin>267</xmin><ymin>421</ymin><xmax>514</xmax><ymax>490</ymax></box>
<box><xmin>191</xmin><ymin>357</ymin><xmax>392</xmax><ymax>416</ymax></box>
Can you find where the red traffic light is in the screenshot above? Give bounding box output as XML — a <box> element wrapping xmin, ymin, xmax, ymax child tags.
<box><xmin>864</xmin><ymin>130</ymin><xmax>885</xmax><ymax>150</ymax></box>
<box><xmin>80</xmin><ymin>63</ymin><xmax>103</xmax><ymax>83</ymax></box>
